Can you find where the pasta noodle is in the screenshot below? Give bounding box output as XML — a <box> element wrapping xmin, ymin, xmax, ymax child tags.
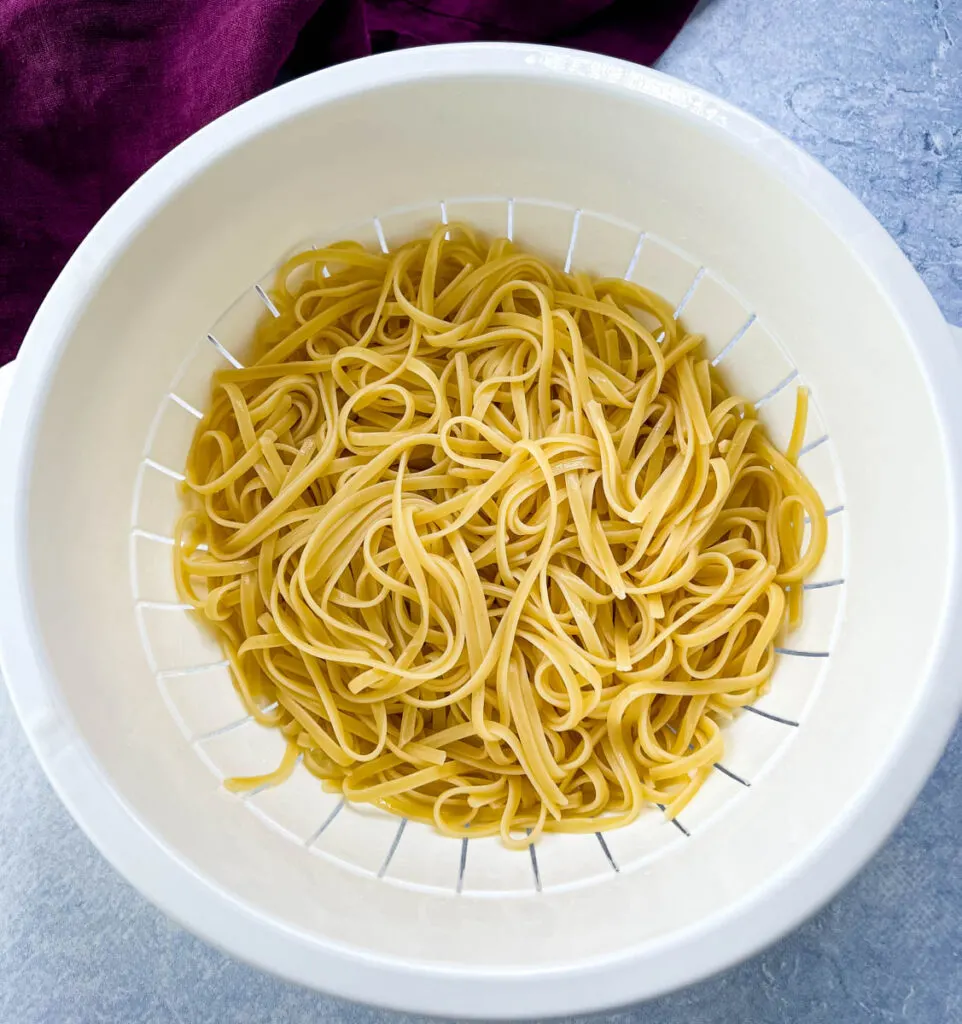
<box><xmin>175</xmin><ymin>223</ymin><xmax>825</xmax><ymax>848</ymax></box>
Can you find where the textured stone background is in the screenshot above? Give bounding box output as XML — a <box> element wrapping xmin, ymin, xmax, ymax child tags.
<box><xmin>1</xmin><ymin>1</ymin><xmax>960</xmax><ymax>1021</ymax></box>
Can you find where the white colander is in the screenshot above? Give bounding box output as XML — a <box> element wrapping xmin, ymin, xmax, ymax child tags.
<box><xmin>2</xmin><ymin>43</ymin><xmax>962</xmax><ymax>1019</ymax></box>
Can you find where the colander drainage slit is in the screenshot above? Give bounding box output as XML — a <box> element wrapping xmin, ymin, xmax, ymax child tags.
<box><xmin>623</xmin><ymin>232</ymin><xmax>646</xmax><ymax>280</ymax></box>
<box><xmin>156</xmin><ymin>659</ymin><xmax>229</xmax><ymax>678</ymax></box>
<box><xmin>169</xmin><ymin>393</ymin><xmax>203</xmax><ymax>420</ymax></box>
<box><xmin>193</xmin><ymin>714</ymin><xmax>252</xmax><ymax>743</ymax></box>
<box><xmin>775</xmin><ymin>647</ymin><xmax>830</xmax><ymax>658</ymax></box>
<box><xmin>305</xmin><ymin>799</ymin><xmax>344</xmax><ymax>848</ymax></box>
<box><xmin>804</xmin><ymin>505</ymin><xmax>844</xmax><ymax>525</ymax></box>
<box><xmin>710</xmin><ymin>314</ymin><xmax>757</xmax><ymax>368</ymax></box>
<box><xmin>526</xmin><ymin>831</ymin><xmax>542</xmax><ymax>892</ymax></box>
<box><xmin>506</xmin><ymin>198</ymin><xmax>515</xmax><ymax>241</ymax></box>
<box><xmin>131</xmin><ymin>528</ymin><xmax>175</xmax><ymax>546</ymax></box>
<box><xmin>656</xmin><ymin>805</ymin><xmax>691</xmax><ymax>837</ymax></box>
<box><xmin>673</xmin><ymin>267</ymin><xmax>705</xmax><ymax>319</ymax></box>
<box><xmin>563</xmin><ymin>210</ymin><xmax>582</xmax><ymax>274</ymax></box>
<box><xmin>253</xmin><ymin>284</ymin><xmax>281</xmax><ymax>319</ymax></box>
<box><xmin>797</xmin><ymin>435</ymin><xmax>829</xmax><ymax>458</ymax></box>
<box><xmin>456</xmin><ymin>837</ymin><xmax>468</xmax><ymax>893</ymax></box>
<box><xmin>596</xmin><ymin>833</ymin><xmax>620</xmax><ymax>872</ymax></box>
<box><xmin>373</xmin><ymin>217</ymin><xmax>389</xmax><ymax>254</ymax></box>
<box><xmin>803</xmin><ymin>578</ymin><xmax>845</xmax><ymax>590</ymax></box>
<box><xmin>669</xmin><ymin>730</ymin><xmax>752</xmax><ymax>788</ymax></box>
<box><xmin>207</xmin><ymin>333</ymin><xmax>244</xmax><ymax>370</ymax></box>
<box><xmin>143</xmin><ymin>458</ymin><xmax>185</xmax><ymax>482</ymax></box>
<box><xmin>377</xmin><ymin>818</ymin><xmax>407</xmax><ymax>878</ymax></box>
<box><xmin>713</xmin><ymin>763</ymin><xmax>751</xmax><ymax>787</ymax></box>
<box><xmin>439</xmin><ymin>200</ymin><xmax>451</xmax><ymax>240</ymax></box>
<box><xmin>753</xmin><ymin>369</ymin><xmax>799</xmax><ymax>410</ymax></box>
<box><xmin>745</xmin><ymin>706</ymin><xmax>799</xmax><ymax>728</ymax></box>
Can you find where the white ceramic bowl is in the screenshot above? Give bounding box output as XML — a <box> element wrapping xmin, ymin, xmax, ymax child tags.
<box><xmin>2</xmin><ymin>44</ymin><xmax>962</xmax><ymax>1019</ymax></box>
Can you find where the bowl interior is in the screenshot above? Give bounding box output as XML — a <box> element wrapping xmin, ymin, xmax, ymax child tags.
<box><xmin>136</xmin><ymin>194</ymin><xmax>848</xmax><ymax>898</ymax></box>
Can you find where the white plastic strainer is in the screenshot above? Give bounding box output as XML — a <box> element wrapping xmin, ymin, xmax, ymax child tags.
<box><xmin>1</xmin><ymin>44</ymin><xmax>961</xmax><ymax>1019</ymax></box>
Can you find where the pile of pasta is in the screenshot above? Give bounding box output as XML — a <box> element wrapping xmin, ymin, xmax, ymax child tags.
<box><xmin>176</xmin><ymin>223</ymin><xmax>825</xmax><ymax>847</ymax></box>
